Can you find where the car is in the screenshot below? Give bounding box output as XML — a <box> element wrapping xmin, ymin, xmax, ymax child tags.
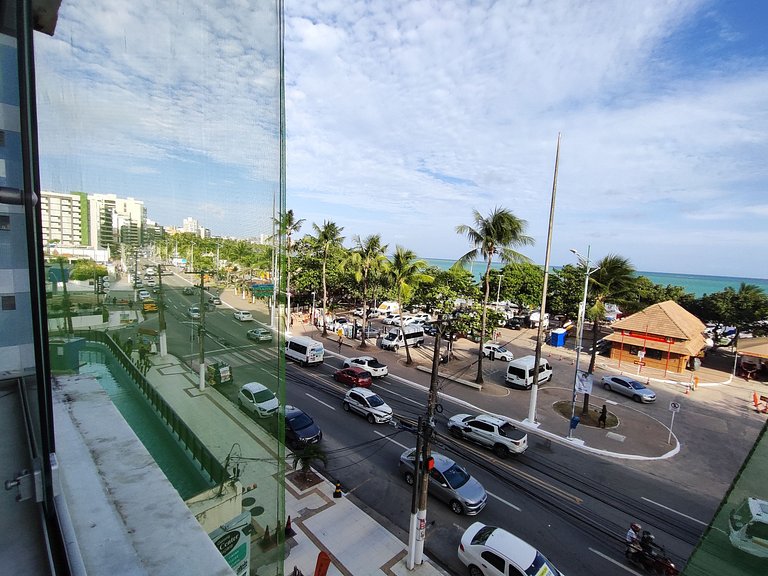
<box><xmin>237</xmin><ymin>382</ymin><xmax>279</xmax><ymax>418</ymax></box>
<box><xmin>481</xmin><ymin>343</ymin><xmax>514</xmax><ymax>362</ymax></box>
<box><xmin>183</xmin><ymin>286</ymin><xmax>194</xmax><ymax>295</ymax></box>
<box><xmin>504</xmin><ymin>317</ymin><xmax>522</xmax><ymax>330</ymax></box>
<box><xmin>343</xmin><ymin>387</ymin><xmax>393</xmax><ymax>424</ymax></box>
<box><xmin>590</xmin><ymin>338</ymin><xmax>610</xmax><ymax>355</ymax></box>
<box><xmin>247</xmin><ymin>327</ymin><xmax>273</xmax><ymax>342</ymax></box>
<box><xmin>343</xmin><ymin>356</ymin><xmax>388</xmax><ymax>378</ymax></box>
<box><xmin>423</xmin><ymin>322</ymin><xmax>439</xmax><ymax>337</ymax></box>
<box><xmin>133</xmin><ymin>279</ymin><xmax>143</xmax><ymax>288</ymax></box>
<box><xmin>354</xmin><ymin>307</ymin><xmax>378</xmax><ymax>318</ymax></box>
<box><xmin>447</xmin><ymin>413</ymin><xmax>527</xmax><ymax>457</ymax></box>
<box><xmin>187</xmin><ymin>306</ymin><xmax>201</xmax><ymax>319</ymax></box>
<box><xmin>359</xmin><ymin>325</ymin><xmax>381</xmax><ymax>340</ymax></box>
<box><xmin>152</xmin><ymin>286</ymin><xmax>161</xmax><ymax>294</ymax></box>
<box><xmin>144</xmin><ymin>277</ymin><xmax>156</xmax><ymax>286</ymax></box>
<box><xmin>400</xmin><ymin>315</ymin><xmax>417</xmax><ymax>325</ymax></box>
<box><xmin>233</xmin><ymin>310</ymin><xmax>253</xmax><ymax>322</ymax></box>
<box><xmin>137</xmin><ymin>289</ymin><xmax>151</xmax><ymax>300</ymax></box>
<box><xmin>398</xmin><ymin>449</ymin><xmax>487</xmax><ymax>515</ymax></box>
<box><xmin>209</xmin><ymin>295</ymin><xmax>221</xmax><ymax>305</ymax></box>
<box><xmin>333</xmin><ymin>367</ymin><xmax>373</xmax><ymax>388</ymax></box>
<box><xmin>382</xmin><ymin>314</ymin><xmax>401</xmax><ymax>326</ymax></box>
<box><xmin>284</xmin><ymin>405</ymin><xmax>322</xmax><ymax>448</ymax></box>
<box><xmin>601</xmin><ymin>375</ymin><xmax>656</xmax><ymax>403</ymax></box>
<box><xmin>458</xmin><ymin>522</ymin><xmax>565</xmax><ymax>576</ymax></box>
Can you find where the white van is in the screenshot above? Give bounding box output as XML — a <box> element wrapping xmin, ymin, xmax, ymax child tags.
<box><xmin>377</xmin><ymin>301</ymin><xmax>400</xmax><ymax>317</ymax></box>
<box><xmin>505</xmin><ymin>355</ymin><xmax>553</xmax><ymax>389</ymax></box>
<box><xmin>729</xmin><ymin>497</ymin><xmax>768</xmax><ymax>557</ymax></box>
<box><xmin>285</xmin><ymin>336</ymin><xmax>325</xmax><ymax>366</ymax></box>
<box><xmin>381</xmin><ymin>325</ymin><xmax>425</xmax><ymax>351</ymax></box>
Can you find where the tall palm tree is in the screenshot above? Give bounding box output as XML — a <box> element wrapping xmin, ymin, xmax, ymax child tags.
<box><xmin>308</xmin><ymin>221</ymin><xmax>345</xmax><ymax>336</ymax></box>
<box><xmin>389</xmin><ymin>246</ymin><xmax>433</xmax><ymax>365</ymax></box>
<box><xmin>583</xmin><ymin>254</ymin><xmax>635</xmax><ymax>413</ymax></box>
<box><xmin>345</xmin><ymin>234</ymin><xmax>389</xmax><ymax>348</ymax></box>
<box><xmin>274</xmin><ymin>210</ymin><xmax>305</xmax><ymax>332</ymax></box>
<box><xmin>456</xmin><ymin>207</ymin><xmax>533</xmax><ymax>384</ymax></box>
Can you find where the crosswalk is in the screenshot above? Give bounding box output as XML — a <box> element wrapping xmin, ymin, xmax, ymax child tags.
<box><xmin>183</xmin><ymin>344</ymin><xmax>278</xmax><ymax>368</ymax></box>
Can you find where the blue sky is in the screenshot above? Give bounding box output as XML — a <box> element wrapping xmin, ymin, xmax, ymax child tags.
<box><xmin>34</xmin><ymin>1</ymin><xmax>768</xmax><ymax>278</ymax></box>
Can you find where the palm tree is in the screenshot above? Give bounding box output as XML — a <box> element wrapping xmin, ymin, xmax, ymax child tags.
<box><xmin>345</xmin><ymin>235</ymin><xmax>389</xmax><ymax>348</ymax></box>
<box><xmin>583</xmin><ymin>254</ymin><xmax>635</xmax><ymax>413</ymax></box>
<box><xmin>456</xmin><ymin>207</ymin><xmax>533</xmax><ymax>384</ymax></box>
<box><xmin>389</xmin><ymin>246</ymin><xmax>433</xmax><ymax>365</ymax></box>
<box><xmin>274</xmin><ymin>210</ymin><xmax>305</xmax><ymax>332</ymax></box>
<box><xmin>291</xmin><ymin>443</ymin><xmax>328</xmax><ymax>482</ymax></box>
<box><xmin>308</xmin><ymin>221</ymin><xmax>345</xmax><ymax>336</ymax></box>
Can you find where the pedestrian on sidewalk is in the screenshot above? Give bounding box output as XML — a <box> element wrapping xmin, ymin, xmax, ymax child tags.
<box><xmin>598</xmin><ymin>404</ymin><xmax>607</xmax><ymax>428</ymax></box>
<box><xmin>337</xmin><ymin>336</ymin><xmax>343</xmax><ymax>353</ymax></box>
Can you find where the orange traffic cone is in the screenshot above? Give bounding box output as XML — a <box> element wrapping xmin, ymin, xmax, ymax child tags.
<box><xmin>684</xmin><ymin>383</ymin><xmax>690</xmax><ymax>395</ymax></box>
<box><xmin>285</xmin><ymin>515</ymin><xmax>296</xmax><ymax>537</ymax></box>
<box><xmin>753</xmin><ymin>391</ymin><xmax>760</xmax><ymax>410</ymax></box>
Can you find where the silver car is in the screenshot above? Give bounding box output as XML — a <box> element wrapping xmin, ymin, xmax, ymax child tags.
<box><xmin>601</xmin><ymin>375</ymin><xmax>657</xmax><ymax>403</ymax></box>
<box><xmin>398</xmin><ymin>449</ymin><xmax>487</xmax><ymax>515</ymax></box>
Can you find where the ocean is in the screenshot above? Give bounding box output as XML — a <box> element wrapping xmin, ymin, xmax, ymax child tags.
<box><xmin>423</xmin><ymin>258</ymin><xmax>768</xmax><ymax>299</ymax></box>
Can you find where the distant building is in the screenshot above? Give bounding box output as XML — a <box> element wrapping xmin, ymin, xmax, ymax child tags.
<box><xmin>182</xmin><ymin>216</ymin><xmax>200</xmax><ymax>234</ymax></box>
<box><xmin>40</xmin><ymin>190</ymin><xmax>87</xmax><ymax>248</ymax></box>
<box><xmin>87</xmin><ymin>193</ymin><xmax>146</xmax><ymax>252</ymax></box>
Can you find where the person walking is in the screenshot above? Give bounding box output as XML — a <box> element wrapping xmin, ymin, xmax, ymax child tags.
<box><xmin>337</xmin><ymin>335</ymin><xmax>343</xmax><ymax>353</ymax></box>
<box><xmin>598</xmin><ymin>404</ymin><xmax>607</xmax><ymax>428</ymax></box>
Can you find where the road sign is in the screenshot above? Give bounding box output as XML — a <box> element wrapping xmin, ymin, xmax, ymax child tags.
<box><xmin>633</xmin><ymin>360</ymin><xmax>646</xmax><ymax>366</ymax></box>
<box><xmin>669</xmin><ymin>401</ymin><xmax>680</xmax><ymax>413</ymax></box>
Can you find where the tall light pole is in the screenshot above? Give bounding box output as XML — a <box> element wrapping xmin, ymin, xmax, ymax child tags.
<box><xmin>311</xmin><ymin>291</ymin><xmax>316</xmax><ymax>328</ymax></box>
<box><xmin>568</xmin><ymin>247</ymin><xmax>599</xmax><ymax>438</ymax></box>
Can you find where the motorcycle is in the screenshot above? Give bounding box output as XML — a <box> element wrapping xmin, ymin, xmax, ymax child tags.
<box><xmin>626</xmin><ymin>535</ymin><xmax>679</xmax><ymax>575</ymax></box>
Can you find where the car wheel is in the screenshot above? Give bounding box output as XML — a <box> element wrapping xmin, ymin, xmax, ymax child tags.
<box><xmin>404</xmin><ymin>471</ymin><xmax>415</xmax><ymax>486</ymax></box>
<box><xmin>367</xmin><ymin>413</ymin><xmax>375</xmax><ymax>424</ymax></box>
<box><xmin>468</xmin><ymin>565</ymin><xmax>483</xmax><ymax>576</ymax></box>
<box><xmin>450</xmin><ymin>500</ymin><xmax>464</xmax><ymax>515</ymax></box>
<box><xmin>343</xmin><ymin>402</ymin><xmax>350</xmax><ymax>412</ymax></box>
<box><xmin>603</xmin><ymin>383</ymin><xmax>611</xmax><ymax>391</ymax></box>
<box><xmin>394</xmin><ymin>345</ymin><xmax>399</xmax><ymax>351</ymax></box>
<box><xmin>449</xmin><ymin>426</ymin><xmax>463</xmax><ymax>439</ymax></box>
<box><xmin>493</xmin><ymin>444</ymin><xmax>510</xmax><ymax>459</ymax></box>
<box><xmin>633</xmin><ymin>394</ymin><xmax>642</xmax><ymax>402</ymax></box>
<box><xmin>333</xmin><ymin>374</ymin><xmax>339</xmax><ymax>382</ymax></box>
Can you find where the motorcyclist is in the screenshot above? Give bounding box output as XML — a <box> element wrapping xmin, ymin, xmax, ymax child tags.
<box><xmin>640</xmin><ymin>530</ymin><xmax>656</xmax><ymax>555</ymax></box>
<box><xmin>625</xmin><ymin>523</ymin><xmax>641</xmax><ymax>557</ymax></box>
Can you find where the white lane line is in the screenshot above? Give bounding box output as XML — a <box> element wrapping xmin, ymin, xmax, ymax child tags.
<box><xmin>305</xmin><ymin>393</ymin><xmax>336</xmax><ymax>411</ymax></box>
<box><xmin>589</xmin><ymin>548</ymin><xmax>642</xmax><ymax>574</ymax></box>
<box><xmin>375</xmin><ymin>385</ymin><xmax>425</xmax><ymax>407</ymax></box>
<box><xmin>486</xmin><ymin>491</ymin><xmax>521</xmax><ymax>511</ymax></box>
<box><xmin>374</xmin><ymin>430</ymin><xmax>410</xmax><ymax>450</ymax></box>
<box><xmin>641</xmin><ymin>497</ymin><xmax>708</xmax><ymax>526</ymax></box>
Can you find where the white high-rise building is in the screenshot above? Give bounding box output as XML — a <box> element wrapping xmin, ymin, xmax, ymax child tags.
<box><xmin>182</xmin><ymin>217</ymin><xmax>200</xmax><ymax>234</ymax></box>
<box><xmin>40</xmin><ymin>190</ymin><xmax>85</xmax><ymax>248</ymax></box>
<box><xmin>88</xmin><ymin>193</ymin><xmax>146</xmax><ymax>250</ymax></box>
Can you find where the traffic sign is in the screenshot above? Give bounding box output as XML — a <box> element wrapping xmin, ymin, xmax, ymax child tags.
<box><xmin>669</xmin><ymin>401</ymin><xmax>681</xmax><ymax>413</ymax></box>
<box><xmin>633</xmin><ymin>360</ymin><xmax>646</xmax><ymax>366</ymax></box>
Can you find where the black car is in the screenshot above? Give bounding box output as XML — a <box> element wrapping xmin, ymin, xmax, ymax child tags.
<box><xmin>505</xmin><ymin>317</ymin><xmax>522</xmax><ymax>330</ymax></box>
<box><xmin>284</xmin><ymin>405</ymin><xmax>322</xmax><ymax>448</ymax></box>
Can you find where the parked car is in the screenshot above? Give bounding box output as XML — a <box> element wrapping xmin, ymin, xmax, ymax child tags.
<box><xmin>412</xmin><ymin>312</ymin><xmax>431</xmax><ymax>322</ymax></box>
<box><xmin>137</xmin><ymin>289</ymin><xmax>151</xmax><ymax>300</ymax></box>
<box><xmin>343</xmin><ymin>356</ymin><xmax>388</xmax><ymax>378</ymax></box>
<box><xmin>284</xmin><ymin>405</ymin><xmax>322</xmax><ymax>448</ymax></box>
<box><xmin>183</xmin><ymin>286</ymin><xmax>194</xmax><ymax>295</ymax></box>
<box><xmin>504</xmin><ymin>317</ymin><xmax>522</xmax><ymax>330</ymax></box>
<box><xmin>187</xmin><ymin>306</ymin><xmax>201</xmax><ymax>320</ymax></box>
<box><xmin>343</xmin><ymin>387</ymin><xmax>392</xmax><ymax>424</ymax></box>
<box><xmin>423</xmin><ymin>322</ymin><xmax>438</xmax><ymax>337</ymax></box>
<box><xmin>447</xmin><ymin>413</ymin><xmax>527</xmax><ymax>457</ymax></box>
<box><xmin>233</xmin><ymin>310</ymin><xmax>253</xmax><ymax>322</ymax></box>
<box><xmin>237</xmin><ymin>382</ymin><xmax>279</xmax><ymax>418</ymax></box>
<box><xmin>333</xmin><ymin>367</ymin><xmax>373</xmax><ymax>388</ymax></box>
<box><xmin>398</xmin><ymin>449</ymin><xmax>487</xmax><ymax>515</ymax></box>
<box><xmin>247</xmin><ymin>327</ymin><xmax>272</xmax><ymax>342</ymax></box>
<box><xmin>601</xmin><ymin>375</ymin><xmax>656</xmax><ymax>403</ymax></box>
<box><xmin>481</xmin><ymin>343</ymin><xmax>514</xmax><ymax>362</ymax></box>
<box><xmin>400</xmin><ymin>315</ymin><xmax>417</xmax><ymax>325</ymax></box>
<box><xmin>458</xmin><ymin>522</ymin><xmax>565</xmax><ymax>576</ymax></box>
<box><xmin>353</xmin><ymin>307</ymin><xmax>378</xmax><ymax>318</ymax></box>
<box><xmin>382</xmin><ymin>314</ymin><xmax>401</xmax><ymax>326</ymax></box>
<box><xmin>359</xmin><ymin>325</ymin><xmax>381</xmax><ymax>340</ymax></box>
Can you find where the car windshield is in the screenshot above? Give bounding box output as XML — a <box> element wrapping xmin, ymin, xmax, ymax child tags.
<box><xmin>289</xmin><ymin>413</ymin><xmax>314</xmax><ymax>431</ymax></box>
<box><xmin>384</xmin><ymin>333</ymin><xmax>396</xmax><ymax>341</ymax></box>
<box><xmin>442</xmin><ymin>463</ymin><xmax>470</xmax><ymax>489</ymax></box>
<box><xmin>498</xmin><ymin>423</ymin><xmax>514</xmax><ymax>437</ymax></box>
<box><xmin>525</xmin><ymin>551</ymin><xmax>561</xmax><ymax>576</ymax></box>
<box><xmin>471</xmin><ymin>525</ymin><xmax>497</xmax><ymax>545</ymax></box>
<box><xmin>251</xmin><ymin>390</ymin><xmax>275</xmax><ymax>403</ymax></box>
<box><xmin>628</xmin><ymin>380</ymin><xmax>645</xmax><ymax>390</ymax></box>
<box><xmin>367</xmin><ymin>394</ymin><xmax>385</xmax><ymax>407</ymax></box>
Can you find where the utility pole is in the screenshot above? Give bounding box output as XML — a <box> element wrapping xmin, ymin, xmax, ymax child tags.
<box><xmin>408</xmin><ymin>314</ymin><xmax>450</xmax><ymax>569</ymax></box>
<box><xmin>157</xmin><ymin>264</ymin><xmax>168</xmax><ymax>357</ymax></box>
<box><xmin>198</xmin><ymin>270</ymin><xmax>207</xmax><ymax>390</ymax></box>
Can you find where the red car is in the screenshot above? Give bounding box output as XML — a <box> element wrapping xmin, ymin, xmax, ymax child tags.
<box><xmin>333</xmin><ymin>367</ymin><xmax>373</xmax><ymax>388</ymax></box>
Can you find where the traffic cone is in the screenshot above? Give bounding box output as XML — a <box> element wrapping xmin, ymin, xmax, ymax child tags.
<box><xmin>753</xmin><ymin>391</ymin><xmax>760</xmax><ymax>411</ymax></box>
<box><xmin>260</xmin><ymin>526</ymin><xmax>271</xmax><ymax>549</ymax></box>
<box><xmin>333</xmin><ymin>482</ymin><xmax>342</xmax><ymax>498</ymax></box>
<box><xmin>285</xmin><ymin>515</ymin><xmax>296</xmax><ymax>537</ymax></box>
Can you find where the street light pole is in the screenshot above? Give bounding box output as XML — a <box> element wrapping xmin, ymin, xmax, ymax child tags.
<box><xmin>568</xmin><ymin>247</ymin><xmax>599</xmax><ymax>438</ymax></box>
<box><xmin>311</xmin><ymin>291</ymin><xmax>316</xmax><ymax>328</ymax></box>
<box><xmin>198</xmin><ymin>270</ymin><xmax>207</xmax><ymax>391</ymax></box>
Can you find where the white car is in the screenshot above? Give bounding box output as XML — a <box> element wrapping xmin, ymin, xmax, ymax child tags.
<box><xmin>458</xmin><ymin>522</ymin><xmax>565</xmax><ymax>576</ymax></box>
<box><xmin>343</xmin><ymin>356</ymin><xmax>388</xmax><ymax>378</ymax></box>
<box><xmin>237</xmin><ymin>382</ymin><xmax>279</xmax><ymax>418</ymax></box>
<box><xmin>447</xmin><ymin>413</ymin><xmax>527</xmax><ymax>457</ymax></box>
<box><xmin>233</xmin><ymin>310</ymin><xmax>253</xmax><ymax>322</ymax></box>
<box><xmin>187</xmin><ymin>306</ymin><xmax>201</xmax><ymax>320</ymax></box>
<box><xmin>382</xmin><ymin>314</ymin><xmax>401</xmax><ymax>326</ymax></box>
<box><xmin>482</xmin><ymin>343</ymin><xmax>514</xmax><ymax>362</ymax></box>
<box><xmin>412</xmin><ymin>312</ymin><xmax>431</xmax><ymax>322</ymax></box>
<box><xmin>401</xmin><ymin>316</ymin><xmax>417</xmax><ymax>325</ymax></box>
<box><xmin>137</xmin><ymin>289</ymin><xmax>151</xmax><ymax>300</ymax></box>
<box><xmin>343</xmin><ymin>387</ymin><xmax>392</xmax><ymax>424</ymax></box>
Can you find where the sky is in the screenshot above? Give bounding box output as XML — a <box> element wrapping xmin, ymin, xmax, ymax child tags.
<box><xmin>33</xmin><ymin>1</ymin><xmax>768</xmax><ymax>278</ymax></box>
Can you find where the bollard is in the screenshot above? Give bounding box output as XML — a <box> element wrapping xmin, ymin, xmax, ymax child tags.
<box><xmin>333</xmin><ymin>482</ymin><xmax>342</xmax><ymax>499</ymax></box>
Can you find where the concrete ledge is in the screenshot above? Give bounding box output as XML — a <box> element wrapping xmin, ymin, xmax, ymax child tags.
<box><xmin>415</xmin><ymin>365</ymin><xmax>483</xmax><ymax>390</ymax></box>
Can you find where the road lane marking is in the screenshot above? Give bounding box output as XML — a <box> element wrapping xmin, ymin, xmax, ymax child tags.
<box><xmin>376</xmin><ymin>386</ymin><xmax>425</xmax><ymax>407</ymax></box>
<box><xmin>486</xmin><ymin>491</ymin><xmax>521</xmax><ymax>511</ymax></box>
<box><xmin>374</xmin><ymin>430</ymin><xmax>409</xmax><ymax>450</ymax></box>
<box><xmin>305</xmin><ymin>393</ymin><xmax>336</xmax><ymax>411</ymax></box>
<box><xmin>589</xmin><ymin>548</ymin><xmax>642</xmax><ymax>574</ymax></box>
<box><xmin>641</xmin><ymin>497</ymin><xmax>708</xmax><ymax>526</ymax></box>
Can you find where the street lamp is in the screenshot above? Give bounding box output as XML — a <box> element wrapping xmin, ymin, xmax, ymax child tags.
<box><xmin>568</xmin><ymin>247</ymin><xmax>600</xmax><ymax>439</ymax></box>
<box><xmin>311</xmin><ymin>291</ymin><xmax>316</xmax><ymax>328</ymax></box>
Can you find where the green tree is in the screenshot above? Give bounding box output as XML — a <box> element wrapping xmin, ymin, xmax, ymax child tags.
<box><xmin>548</xmin><ymin>264</ymin><xmax>585</xmax><ymax>320</ymax></box>
<box><xmin>388</xmin><ymin>246</ymin><xmax>433</xmax><ymax>365</ymax></box>
<box><xmin>345</xmin><ymin>235</ymin><xmax>389</xmax><ymax>348</ymax></box>
<box><xmin>407</xmin><ymin>266</ymin><xmax>479</xmax><ymax>314</ymax></box>
<box><xmin>694</xmin><ymin>283</ymin><xmax>768</xmax><ymax>342</ymax></box>
<box><xmin>498</xmin><ymin>262</ymin><xmax>545</xmax><ymax>312</ymax></box>
<box><xmin>307</xmin><ymin>221</ymin><xmax>345</xmax><ymax>336</ymax></box>
<box><xmin>291</xmin><ymin>443</ymin><xmax>328</xmax><ymax>482</ymax></box>
<box><xmin>455</xmin><ymin>207</ymin><xmax>534</xmax><ymax>384</ymax></box>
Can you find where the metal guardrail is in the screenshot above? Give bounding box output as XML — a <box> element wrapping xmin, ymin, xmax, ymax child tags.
<box><xmin>75</xmin><ymin>330</ymin><xmax>228</xmax><ymax>485</ymax></box>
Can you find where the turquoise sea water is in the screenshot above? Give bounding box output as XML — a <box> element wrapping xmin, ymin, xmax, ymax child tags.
<box><xmin>423</xmin><ymin>258</ymin><xmax>768</xmax><ymax>299</ymax></box>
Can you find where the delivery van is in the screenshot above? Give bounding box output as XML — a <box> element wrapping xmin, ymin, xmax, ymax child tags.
<box><xmin>377</xmin><ymin>301</ymin><xmax>400</xmax><ymax>317</ymax></box>
<box><xmin>285</xmin><ymin>336</ymin><xmax>324</xmax><ymax>366</ymax></box>
<box><xmin>380</xmin><ymin>325</ymin><xmax>424</xmax><ymax>351</ymax></box>
<box><xmin>505</xmin><ymin>355</ymin><xmax>553</xmax><ymax>389</ymax></box>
